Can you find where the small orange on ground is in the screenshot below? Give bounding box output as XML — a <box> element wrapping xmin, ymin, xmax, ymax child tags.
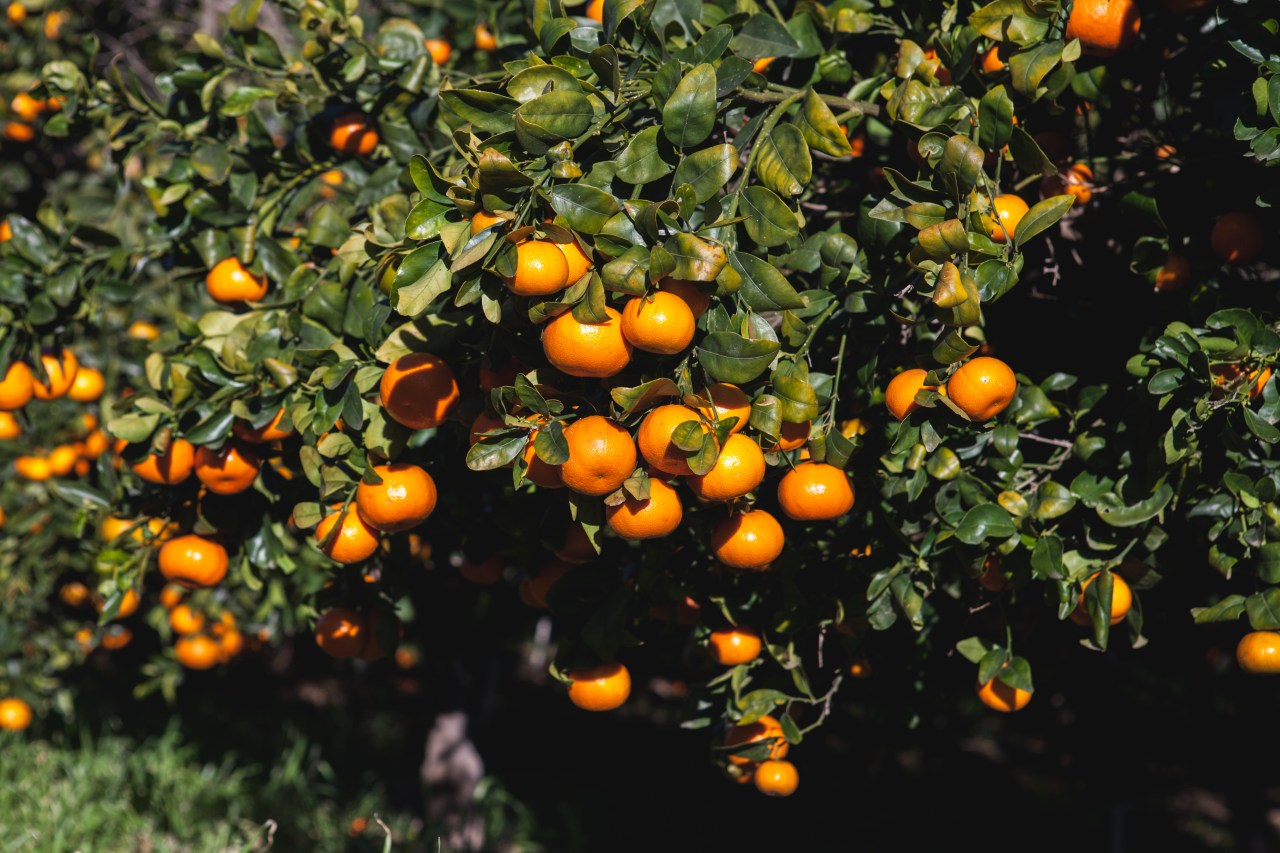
<box><xmin>131</xmin><ymin>438</ymin><xmax>196</xmax><ymax>485</ymax></box>
<box><xmin>981</xmin><ymin>194</ymin><xmax>1029</xmax><ymax>243</ymax></box>
<box><xmin>1070</xmin><ymin>571</ymin><xmax>1132</xmax><ymax>626</ymax></box>
<box><xmin>700</xmin><ymin>383</ymin><xmax>751</xmax><ymax>435</ymax></box>
<box><xmin>315</xmin><ymin>607</ymin><xmax>367</xmax><ymax>658</ymax></box>
<box><xmin>14</xmin><ymin>455</ymin><xmax>52</xmax><ymax>481</ymax></box>
<box><xmin>620</xmin><ymin>292</ymin><xmax>696</xmax><ymax>355</ymax></box>
<box><xmin>233</xmin><ymin>409</ymin><xmax>292</xmax><ymax>444</ymax></box>
<box><xmin>559</xmin><ymin>239</ymin><xmax>593</xmax><ymax>284</ymax></box>
<box><xmin>328</xmin><ymin>112</ymin><xmax>379</xmax><ymax>156</ymax></box>
<box><xmin>605</xmin><ymin>477</ymin><xmax>683</xmax><ymax>540</ymax></box>
<box><xmin>474</xmin><ymin>23</ymin><xmax>497</xmax><ymax>51</ymax></box>
<box><xmin>1065</xmin><ymin>0</ymin><xmax>1141</xmax><ymax>56</ymax></box>
<box><xmin>945</xmin><ymin>357</ymin><xmax>1017</xmax><ymax>422</ymax></box>
<box><xmin>206</xmin><ymin>257</ymin><xmax>268</xmax><ymax>304</ymax></box>
<box><xmin>159</xmin><ymin>535</ymin><xmax>229</xmax><ymax>588</ymax></box>
<box><xmin>424</xmin><ymin>37</ymin><xmax>451</xmax><ymax>65</ymax></box>
<box><xmin>754</xmin><ymin>760</ymin><xmax>799</xmax><ymax>797</ymax></box>
<box><xmin>470</xmin><ymin>210</ymin><xmax>504</xmax><ymax>235</ymax></box>
<box><xmin>1154</xmin><ymin>253</ymin><xmax>1191</xmax><ymax>293</ymax></box>
<box><xmin>724</xmin><ymin>715</ymin><xmax>788</xmax><ymax>765</ymax></box>
<box><xmin>356</xmin><ymin>463</ymin><xmax>438</xmax><ymax>532</ymax></box>
<box><xmin>561</xmin><ymin>416</ymin><xmax>636</xmax><ymax>496</ymax></box>
<box><xmin>776</xmin><ymin>462</ymin><xmax>855</xmax><ymax>521</ymax></box>
<box><xmin>315</xmin><ymin>503</ymin><xmax>381</xmax><ymax>564</ymax></box>
<box><xmin>32</xmin><ymin>349</ymin><xmax>78</xmax><ymax>400</ymax></box>
<box><xmin>0</xmin><ymin>412</ymin><xmax>17</xmax><ymax>440</ymax></box>
<box><xmin>459</xmin><ymin>555</ymin><xmax>504</xmax><ymax>584</ymax></box>
<box><xmin>585</xmin><ymin>0</ymin><xmax>604</xmax><ymax>21</ymax></box>
<box><xmin>566</xmin><ymin>662</ymin><xmax>631</xmax><ymax>711</ymax></box>
<box><xmin>980</xmin><ymin>45</ymin><xmax>1004</xmax><ymax>74</ymax></box>
<box><xmin>710</xmin><ymin>509</ymin><xmax>784</xmax><ymax>570</ymax></box>
<box><xmin>885</xmin><ymin>369</ymin><xmax>931</xmax><ymax>420</ymax></box>
<box><xmin>379</xmin><ymin>352</ymin><xmax>460</xmax><ymax>430</ymax></box>
<box><xmin>0</xmin><ymin>697</ymin><xmax>32</xmax><ymax>731</ymax></box>
<box><xmin>708</xmin><ymin>626</ymin><xmax>762</xmax><ymax>666</ymax></box>
<box><xmin>194</xmin><ymin>444</ymin><xmax>261</xmax><ymax>495</ymax></box>
<box><xmin>658</xmin><ymin>278</ymin><xmax>710</xmax><ymax>317</ymax></box>
<box><xmin>687</xmin><ymin>433</ymin><xmax>765</xmax><ymax>501</ymax></box>
<box><xmin>127</xmin><ymin>320</ymin><xmax>161</xmax><ymax>341</ymax></box>
<box><xmin>542</xmin><ymin>306</ymin><xmax>633</xmax><ymax>378</ymax></box>
<box><xmin>1041</xmin><ymin>163</ymin><xmax>1094</xmax><ymax>205</ymax></box>
<box><xmin>68</xmin><ymin>366</ymin><xmax>105</xmax><ymax>402</ymax></box>
<box><xmin>1236</xmin><ymin>631</ymin><xmax>1280</xmax><ymax>674</ymax></box>
<box><xmin>977</xmin><ymin>672</ymin><xmax>1031</xmax><ymax>712</ymax></box>
<box><xmin>175</xmin><ymin>634</ymin><xmax>221</xmax><ymax>670</ymax></box>
<box><xmin>637</xmin><ymin>404</ymin><xmax>706</xmax><ymax>476</ymax></box>
<box><xmin>505</xmin><ymin>239</ymin><xmax>570</xmax><ymax>297</ymax></box>
<box><xmin>1210</xmin><ymin>211</ymin><xmax>1265</xmax><ymax>265</ymax></box>
<box><xmin>0</xmin><ymin>362</ymin><xmax>32</xmax><ymax>409</ymax></box>
<box><xmin>169</xmin><ymin>604</ymin><xmax>206</xmax><ymax>636</ymax></box>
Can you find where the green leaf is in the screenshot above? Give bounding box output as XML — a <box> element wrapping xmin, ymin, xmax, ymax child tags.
<box><xmin>664</xmin><ymin>232</ymin><xmax>727</xmax><ymax>281</ymax></box>
<box><xmin>969</xmin><ymin>0</ymin><xmax>1051</xmax><ymax>47</ymax></box>
<box><xmin>954</xmin><ymin>504</ymin><xmax>1016</xmax><ymax>545</ymax></box>
<box><xmin>696</xmin><ymin>332</ymin><xmax>780</xmax><ymax>384</ymax></box>
<box><xmin>739</xmin><ymin>187</ymin><xmax>800</xmax><ymax>248</ymax></box>
<box><xmin>1193</xmin><ymin>595</ymin><xmax>1247</xmax><ymax>624</ymax></box>
<box><xmin>439</xmin><ymin>89</ymin><xmax>520</xmax><ymax>134</ymax></box>
<box><xmin>662</xmin><ymin>63</ymin><xmax>718</xmax><ymax>148</ymax></box>
<box><xmin>396</xmin><ymin>258</ymin><xmax>451</xmax><ymax>318</ymax></box>
<box><xmin>515</xmin><ymin>90</ymin><xmax>595</xmax><ymax>142</ymax></box>
<box><xmin>772</xmin><ymin>375</ymin><xmax>819</xmax><ymax>422</ymax></box>
<box><xmin>755</xmin><ymin>123</ymin><xmax>812</xmax><ymax>197</ymax></box>
<box><xmin>615</xmin><ymin>126</ymin><xmax>673</xmax><ymax>185</ymax></box>
<box><xmin>671</xmin><ymin>144</ymin><xmax>739</xmax><ymax>203</ymax></box>
<box><xmin>978</xmin><ymin>85</ymin><xmax>1015</xmax><ymax>151</ymax></box>
<box><xmin>219</xmin><ymin>86</ymin><xmax>275</xmax><ymax>117</ymax></box>
<box><xmin>1014</xmin><ymin>194</ymin><xmax>1074</xmax><ymax>246</ymax></box>
<box><xmin>1246</xmin><ymin>589</ymin><xmax>1280</xmax><ymax>631</ymax></box>
<box><xmin>549</xmin><ymin>184</ymin><xmax>622</xmax><ymax>235</ymax></box>
<box><xmin>728</xmin><ymin>251</ymin><xmax>804</xmax><ymax>310</ymax></box>
<box><xmin>728</xmin><ymin>13</ymin><xmax>801</xmax><ymax>59</ymax></box>
<box><xmin>796</xmin><ymin>90</ymin><xmax>852</xmax><ymax>157</ymax></box>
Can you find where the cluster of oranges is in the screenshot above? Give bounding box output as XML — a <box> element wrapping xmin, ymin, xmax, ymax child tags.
<box><xmin>162</xmin><ymin>587</ymin><xmax>245</xmax><ymax>670</ymax></box>
<box><xmin>884</xmin><ymin>356</ymin><xmax>1018</xmax><ymax>424</ymax></box>
<box><xmin>313</xmin><ymin>606</ymin><xmax>399</xmax><ymax>662</ymax></box>
<box><xmin>2</xmin><ymin>83</ymin><xmax>61</xmax><ymax>145</ymax></box>
<box><xmin>0</xmin><ymin>349</ymin><xmax>109</xmax><ymax>483</ymax></box>
<box><xmin>722</xmin><ymin>715</ymin><xmax>800</xmax><ymax>796</ymax></box>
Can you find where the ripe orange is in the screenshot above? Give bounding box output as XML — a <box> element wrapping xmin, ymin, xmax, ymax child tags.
<box><xmin>522</xmin><ymin>431</ymin><xmax>566</xmax><ymax>489</ymax></box>
<box><xmin>233</xmin><ymin>409</ymin><xmax>292</xmax><ymax>443</ymax></box>
<box><xmin>131</xmin><ymin>438</ymin><xmax>196</xmax><ymax>485</ymax></box>
<box><xmin>14</xmin><ymin>455</ymin><xmax>51</xmax><ymax>481</ymax></box>
<box><xmin>553</xmin><ymin>524</ymin><xmax>597</xmax><ymax>563</ymax></box>
<box><xmin>559</xmin><ymin>239</ymin><xmax>593</xmax><ymax>284</ymax></box>
<box><xmin>205</xmin><ymin>257</ymin><xmax>268</xmax><ymax>304</ymax></box>
<box><xmin>159</xmin><ymin>535</ymin><xmax>229</xmax><ymax>588</ymax></box>
<box><xmin>724</xmin><ymin>715</ymin><xmax>788</xmax><ymax>765</ymax></box>
<box><xmin>1065</xmin><ymin>0</ymin><xmax>1141</xmax><ymax>56</ymax></box>
<box><xmin>776</xmin><ymin>462</ymin><xmax>855</xmax><ymax>521</ymax></box>
<box><xmin>11</xmin><ymin>92</ymin><xmax>41</xmax><ymax>122</ymax></box>
<box><xmin>31</xmin><ymin>348</ymin><xmax>78</xmax><ymax>399</ymax></box>
<box><xmin>980</xmin><ymin>45</ymin><xmax>1004</xmax><ymax>74</ymax></box>
<box><xmin>981</xmin><ymin>194</ymin><xmax>1029</xmax><ymax>243</ymax></box>
<box><xmin>699</xmin><ymin>383</ymin><xmax>751</xmax><ymax>435</ymax></box>
<box><xmin>475</xmin><ymin>23</ymin><xmax>497</xmax><ymax>50</ymax></box>
<box><xmin>459</xmin><ymin>555</ymin><xmax>504</xmax><ymax>584</ymax></box>
<box><xmin>848</xmin><ymin>657</ymin><xmax>872</xmax><ymax>678</ymax></box>
<box><xmin>45</xmin><ymin>444</ymin><xmax>77</xmax><ymax>477</ymax></box>
<box><xmin>159</xmin><ymin>584</ymin><xmax>184</xmax><ymax>608</ymax></box>
<box><xmin>5</xmin><ymin>3</ymin><xmax>24</xmax><ymax>26</ymax></box>
<box><xmin>709</xmin><ymin>626</ymin><xmax>762</xmax><ymax>665</ymax></box>
<box><xmin>94</xmin><ymin>587</ymin><xmax>140</xmax><ymax>620</ymax></box>
<box><xmin>687</xmin><ymin>433</ymin><xmax>765</xmax><ymax>501</ymax></box>
<box><xmin>218</xmin><ymin>629</ymin><xmax>244</xmax><ymax>662</ymax></box>
<box><xmin>315</xmin><ymin>607</ymin><xmax>367</xmax><ymax>658</ymax></box>
<box><xmin>355</xmin><ymin>463</ymin><xmax>438</xmax><ymax>532</ymax></box>
<box><xmin>59</xmin><ymin>581</ymin><xmax>90</xmax><ymax>607</ymax></box>
<box><xmin>1154</xmin><ymin>253</ymin><xmax>1191</xmax><ymax>292</ymax></box>
<box><xmin>659</xmin><ymin>278</ymin><xmax>711</xmax><ymax>317</ymax></box>
<box><xmin>379</xmin><ymin>352</ymin><xmax>460</xmax><ymax>430</ymax></box>
<box><xmin>194</xmin><ymin>443</ymin><xmax>261</xmax><ymax>495</ymax></box>
<box><xmin>754</xmin><ymin>760</ymin><xmax>799</xmax><ymax>797</ymax></box>
<box><xmin>469</xmin><ymin>410</ymin><xmax>506</xmax><ymax>446</ymax></box>
<box><xmin>0</xmin><ymin>362</ymin><xmax>33</xmax><ymax>409</ymax></box>
<box><xmin>0</xmin><ymin>697</ymin><xmax>32</xmax><ymax>731</ymax></box>
<box><xmin>101</xmin><ymin>516</ymin><xmax>171</xmax><ymax>546</ymax></box>
<box><xmin>328</xmin><ymin>112</ymin><xmax>379</xmax><ymax>156</ymax></box>
<box><xmin>470</xmin><ymin>210</ymin><xmax>505</xmax><ymax>235</ymax></box>
<box><xmin>102</xmin><ymin>625</ymin><xmax>132</xmax><ymax>651</ymax></box>
<box><xmin>175</xmin><ymin>634</ymin><xmax>221</xmax><ymax>670</ymax></box>
<box><xmin>1041</xmin><ymin>163</ymin><xmax>1094</xmax><ymax>205</ymax></box>
<box><xmin>566</xmin><ymin>662</ymin><xmax>631</xmax><ymax>711</ymax></box>
<box><xmin>637</xmin><ymin>404</ymin><xmax>706</xmax><ymax>476</ymax></box>
<box><xmin>67</xmin><ymin>366</ymin><xmax>105</xmax><ymax>402</ymax></box>
<box><xmin>1236</xmin><ymin>631</ymin><xmax>1280</xmax><ymax>674</ymax></box>
<box><xmin>976</xmin><ymin>672</ymin><xmax>1031</xmax><ymax>712</ymax></box>
<box><xmin>1070</xmin><ymin>571</ymin><xmax>1132</xmax><ymax>626</ymax></box>
<box><xmin>127</xmin><ymin>320</ymin><xmax>161</xmax><ymax>341</ymax></box>
<box><xmin>2</xmin><ymin>122</ymin><xmax>34</xmax><ymax>143</ymax></box>
<box><xmin>605</xmin><ymin>477</ymin><xmax>683</xmax><ymax>540</ymax></box>
<box><xmin>944</xmin><ymin>357</ymin><xmax>1017</xmax><ymax>422</ymax></box>
<box><xmin>169</xmin><ymin>603</ymin><xmax>206</xmax><ymax>636</ymax></box>
<box><xmin>506</xmin><ymin>239</ymin><xmax>570</xmax><ymax>297</ymax></box>
<box><xmin>315</xmin><ymin>503</ymin><xmax>381</xmax><ymax>564</ymax></box>
<box><xmin>710</xmin><ymin>509</ymin><xmax>784</xmax><ymax>570</ymax></box>
<box><xmin>519</xmin><ymin>559</ymin><xmax>571</xmax><ymax>608</ymax></box>
<box><xmin>885</xmin><ymin>368</ymin><xmax>931</xmax><ymax>420</ymax></box>
<box><xmin>424</xmin><ymin>37</ymin><xmax>451</xmax><ymax>65</ymax></box>
<box><xmin>620</xmin><ymin>292</ymin><xmax>696</xmax><ymax>355</ymax></box>
<box><xmin>561</xmin><ymin>416</ymin><xmax>636</xmax><ymax>496</ymax></box>
<box><xmin>542</xmin><ymin>306</ymin><xmax>633</xmax><ymax>378</ymax></box>
<box><xmin>585</xmin><ymin>0</ymin><xmax>604</xmax><ymax>21</ymax></box>
<box><xmin>1210</xmin><ymin>211</ymin><xmax>1264</xmax><ymax>265</ymax></box>
<box><xmin>0</xmin><ymin>412</ymin><xmax>19</xmax><ymax>440</ymax></box>
<box><xmin>753</xmin><ymin>56</ymin><xmax>776</xmax><ymax>74</ymax></box>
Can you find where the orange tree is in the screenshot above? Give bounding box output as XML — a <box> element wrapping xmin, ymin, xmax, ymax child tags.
<box><xmin>0</xmin><ymin>0</ymin><xmax>1278</xmax><ymax>804</ymax></box>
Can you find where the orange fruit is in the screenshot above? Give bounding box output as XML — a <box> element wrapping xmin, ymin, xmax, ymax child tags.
<box><xmin>101</xmin><ymin>516</ymin><xmax>171</xmax><ymax>546</ymax></box>
<box><xmin>708</xmin><ymin>626</ymin><xmax>762</xmax><ymax>665</ymax></box>
<box><xmin>1041</xmin><ymin>163</ymin><xmax>1094</xmax><ymax>205</ymax></box>
<box><xmin>637</xmin><ymin>404</ymin><xmax>706</xmax><ymax>476</ymax></box>
<box><xmin>159</xmin><ymin>584</ymin><xmax>185</xmax><ymax>608</ymax></box>
<box><xmin>559</xmin><ymin>239</ymin><xmax>593</xmax><ymax>284</ymax></box>
<box><xmin>218</xmin><ymin>629</ymin><xmax>244</xmax><ymax>662</ymax></box>
<box><xmin>980</xmin><ymin>194</ymin><xmax>1029</xmax><ymax>243</ymax></box>
<box><xmin>159</xmin><ymin>535</ymin><xmax>229</xmax><ymax>588</ymax></box>
<box><xmin>979</xmin><ymin>554</ymin><xmax>1006</xmax><ymax>591</ymax></box>
<box><xmin>169</xmin><ymin>603</ymin><xmax>206</xmax><ymax>636</ymax></box>
<box><xmin>885</xmin><ymin>369</ymin><xmax>931</xmax><ymax>421</ymax></box>
<box><xmin>921</xmin><ymin>48</ymin><xmax>952</xmax><ymax>84</ymax></box>
<box><xmin>11</xmin><ymin>92</ymin><xmax>41</xmax><ymax>122</ymax></box>
<box><xmin>754</xmin><ymin>760</ymin><xmax>799</xmax><ymax>797</ymax></box>
<box><xmin>522</xmin><ymin>430</ymin><xmax>565</xmax><ymax>488</ymax></box>
<box><xmin>505</xmin><ymin>239</ymin><xmax>570</xmax><ymax>297</ymax></box>
<box><xmin>48</xmin><ymin>444</ymin><xmax>80</xmax><ymax>476</ymax></box>
<box><xmin>474</xmin><ymin>23</ymin><xmax>497</xmax><ymax>51</ymax></box>
<box><xmin>752</xmin><ymin>56</ymin><xmax>776</xmax><ymax>74</ymax></box>
<box><xmin>944</xmin><ymin>357</ymin><xmax>1017</xmax><ymax>422</ymax></box>
<box><xmin>194</xmin><ymin>443</ymin><xmax>261</xmax><ymax>495</ymax></box>
<box><xmin>355</xmin><ymin>462</ymin><xmax>438</xmax><ymax>532</ymax></box>
<box><xmin>101</xmin><ymin>625</ymin><xmax>132</xmax><ymax>651</ymax></box>
<box><xmin>0</xmin><ymin>219</ymin><xmax>9</xmax><ymax>242</ymax></box>
<box><xmin>1070</xmin><ymin>571</ymin><xmax>1132</xmax><ymax>626</ymax></box>
<box><xmin>315</xmin><ymin>607</ymin><xmax>367</xmax><ymax>658</ymax></box>
<box><xmin>315</xmin><ymin>503</ymin><xmax>381</xmax><ymax>564</ymax></box>
<box><xmin>175</xmin><ymin>634</ymin><xmax>221</xmax><ymax>670</ymax></box>
<box><xmin>687</xmin><ymin>433</ymin><xmax>765</xmax><ymax>501</ymax></box>
<box><xmin>776</xmin><ymin>462</ymin><xmax>855</xmax><ymax>521</ymax></box>
<box><xmin>470</xmin><ymin>209</ymin><xmax>505</xmax><ymax>235</ymax></box>
<box><xmin>0</xmin><ymin>412</ymin><xmax>18</xmax><ymax>440</ymax></box>
<box><xmin>94</xmin><ymin>587</ymin><xmax>140</xmax><ymax>619</ymax></box>
<box><xmin>699</xmin><ymin>383</ymin><xmax>751</xmax><ymax>435</ymax></box>
<box><xmin>31</xmin><ymin>348</ymin><xmax>78</xmax><ymax>399</ymax></box>
<box><xmin>977</xmin><ymin>671</ymin><xmax>1031</xmax><ymax>712</ymax></box>
<box><xmin>848</xmin><ymin>657</ymin><xmax>872</xmax><ymax>678</ymax></box>
<box><xmin>604</xmin><ymin>477</ymin><xmax>683</xmax><ymax>540</ymax></box>
<box><xmin>205</xmin><ymin>257</ymin><xmax>268</xmax><ymax>303</ymax></box>
<box><xmin>1210</xmin><ymin>211</ymin><xmax>1265</xmax><ymax>265</ymax></box>
<box><xmin>5</xmin><ymin>3</ymin><xmax>25</xmax><ymax>26</ymax></box>
<box><xmin>14</xmin><ymin>455</ymin><xmax>51</xmax><ymax>481</ymax></box>
<box><xmin>765</xmin><ymin>420</ymin><xmax>809</xmax><ymax>453</ymax></box>
<box><xmin>1236</xmin><ymin>631</ymin><xmax>1280</xmax><ymax>674</ymax></box>
<box><xmin>620</xmin><ymin>292</ymin><xmax>696</xmax><ymax>355</ymax></box>
<box><xmin>561</xmin><ymin>416</ymin><xmax>636</xmax><ymax>496</ymax></box>
<box><xmin>553</xmin><ymin>524</ymin><xmax>596</xmax><ymax>563</ymax></box>
<box><xmin>328</xmin><ymin>112</ymin><xmax>379</xmax><ymax>156</ymax></box>
<box><xmin>519</xmin><ymin>559</ymin><xmax>571</xmax><ymax>608</ymax></box>
<box><xmin>710</xmin><ymin>509</ymin><xmax>784</xmax><ymax>570</ymax></box>
<box><xmin>585</xmin><ymin>0</ymin><xmax>604</xmax><ymax>21</ymax></box>
<box><xmin>130</xmin><ymin>438</ymin><xmax>196</xmax><ymax>485</ymax></box>
<box><xmin>127</xmin><ymin>320</ymin><xmax>161</xmax><ymax>341</ymax></box>
<box><xmin>424</xmin><ymin>37</ymin><xmax>451</xmax><ymax>65</ymax></box>
<box><xmin>0</xmin><ymin>697</ymin><xmax>32</xmax><ymax>731</ymax></box>
<box><xmin>67</xmin><ymin>366</ymin><xmax>105</xmax><ymax>402</ymax></box>
<box><xmin>0</xmin><ymin>362</ymin><xmax>32</xmax><ymax>409</ymax></box>
<box><xmin>233</xmin><ymin>409</ymin><xmax>292</xmax><ymax>443</ymax></box>
<box><xmin>980</xmin><ymin>45</ymin><xmax>1004</xmax><ymax>74</ymax></box>
<box><xmin>43</xmin><ymin>8</ymin><xmax>65</xmax><ymax>38</ymax></box>
<box><xmin>542</xmin><ymin>306</ymin><xmax>632</xmax><ymax>378</ymax></box>
<box><xmin>379</xmin><ymin>352</ymin><xmax>460</xmax><ymax>430</ymax></box>
<box><xmin>1065</xmin><ymin>0</ymin><xmax>1141</xmax><ymax>56</ymax></box>
<box><xmin>459</xmin><ymin>555</ymin><xmax>505</xmax><ymax>584</ymax></box>
<box><xmin>724</xmin><ymin>715</ymin><xmax>788</xmax><ymax>766</ymax></box>
<box><xmin>2</xmin><ymin>122</ymin><xmax>34</xmax><ymax>143</ymax></box>
<box><xmin>566</xmin><ymin>662</ymin><xmax>631</xmax><ymax>711</ymax></box>
<box><xmin>59</xmin><ymin>581</ymin><xmax>91</xmax><ymax>607</ymax></box>
<box><xmin>1154</xmin><ymin>253</ymin><xmax>1191</xmax><ymax>292</ymax></box>
<box><xmin>658</xmin><ymin>278</ymin><xmax>711</xmax><ymax>318</ymax></box>
<box><xmin>469</xmin><ymin>409</ymin><xmax>506</xmax><ymax>446</ymax></box>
